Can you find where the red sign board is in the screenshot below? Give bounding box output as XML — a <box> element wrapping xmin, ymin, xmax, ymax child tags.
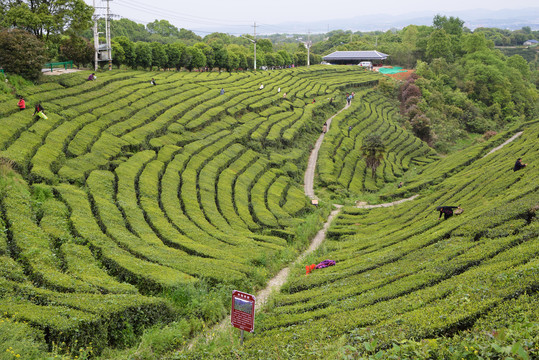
<box><xmin>231</xmin><ymin>290</ymin><xmax>255</xmax><ymax>333</ymax></box>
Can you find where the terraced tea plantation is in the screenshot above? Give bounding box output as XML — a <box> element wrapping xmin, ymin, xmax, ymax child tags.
<box><xmin>242</xmin><ymin>121</ymin><xmax>538</xmax><ymax>358</ymax></box>
<box><xmin>318</xmin><ymin>89</ymin><xmax>438</xmax><ymax>193</ymax></box>
<box><xmin>2</xmin><ymin>65</ymin><xmax>535</xmax><ymax>359</ymax></box>
<box><xmin>0</xmin><ymin>66</ymin><xmax>398</xmax><ymax>356</ymax></box>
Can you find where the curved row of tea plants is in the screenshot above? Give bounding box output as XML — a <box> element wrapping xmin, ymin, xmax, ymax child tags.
<box><xmin>0</xmin><ymin>66</ymin><xmax>388</xmax><ymax>356</ymax></box>
<box><xmin>318</xmin><ymin>90</ymin><xmax>438</xmax><ymax>193</ymax></box>
<box><xmin>238</xmin><ymin>121</ymin><xmax>538</xmax><ymax>359</ymax></box>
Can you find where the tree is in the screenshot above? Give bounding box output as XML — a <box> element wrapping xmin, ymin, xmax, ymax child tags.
<box><xmin>278</xmin><ymin>50</ymin><xmax>291</xmax><ymax>66</ymax></box>
<box><xmin>0</xmin><ymin>29</ymin><xmax>48</xmax><ymax>80</ymax></box>
<box><xmin>1</xmin><ymin>0</ymin><xmax>92</xmax><ymax>41</ymax></box>
<box><xmin>426</xmin><ymin>29</ymin><xmax>453</xmax><ymax>61</ymax></box>
<box><xmin>178</xmin><ymin>28</ymin><xmax>202</xmax><ymax>43</ymax></box>
<box><xmin>410</xmin><ymin>114</ymin><xmax>433</xmax><ymax>144</ymax></box>
<box><xmin>264</xmin><ymin>52</ymin><xmax>276</xmax><ymax>67</ymax></box>
<box><xmin>111</xmin><ymin>41</ymin><xmax>125</xmax><ymax>69</ymax></box>
<box><xmin>256</xmin><ymin>39</ymin><xmax>273</xmax><ymax>53</ymax></box>
<box><xmin>213</xmin><ymin>45</ymin><xmax>228</xmax><ymax>71</ymax></box>
<box><xmin>111</xmin><ymin>19</ymin><xmax>149</xmax><ymax>42</ymax></box>
<box><xmin>165</xmin><ymin>43</ymin><xmax>184</xmax><ymax>70</ymax></box>
<box><xmin>183</xmin><ymin>46</ymin><xmax>206</xmax><ymax>71</ymax></box>
<box><xmin>194</xmin><ymin>43</ymin><xmax>214</xmax><ymax>69</ymax></box>
<box><xmin>146</xmin><ymin>19</ymin><xmax>180</xmax><ymax>38</ymax></box>
<box><xmin>461</xmin><ymin>32</ymin><xmax>491</xmax><ymax>54</ymax></box>
<box><xmin>506</xmin><ymin>54</ymin><xmax>530</xmax><ymax>79</ymax></box>
<box><xmin>433</xmin><ymin>14</ymin><xmax>464</xmax><ymax>36</ymax></box>
<box><xmin>114</xmin><ymin>36</ymin><xmax>136</xmax><ymax>68</ymax></box>
<box><xmin>150</xmin><ymin>42</ymin><xmax>167</xmax><ymax>70</ymax></box>
<box><xmin>226</xmin><ymin>51</ymin><xmax>239</xmax><ymax>72</ymax></box>
<box><xmin>361</xmin><ymin>134</ymin><xmax>386</xmax><ymax>179</ymax></box>
<box><xmin>135</xmin><ymin>42</ymin><xmax>152</xmax><ymax>70</ymax></box>
<box><xmin>59</xmin><ymin>35</ymin><xmax>93</xmax><ymax>68</ymax></box>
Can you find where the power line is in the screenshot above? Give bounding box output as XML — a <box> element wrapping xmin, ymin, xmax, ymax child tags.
<box><xmin>94</xmin><ymin>0</ymin><xmax>327</xmax><ymax>38</ymax></box>
<box><xmin>114</xmin><ymin>0</ymin><xmax>249</xmax><ymax>27</ymax></box>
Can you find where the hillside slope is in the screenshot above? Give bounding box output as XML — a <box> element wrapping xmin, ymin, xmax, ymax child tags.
<box><xmin>238</xmin><ymin>121</ymin><xmax>538</xmax><ymax>359</ymax></box>
<box><xmin>1</xmin><ymin>66</ymin><xmax>434</xmax><ymax>357</ymax></box>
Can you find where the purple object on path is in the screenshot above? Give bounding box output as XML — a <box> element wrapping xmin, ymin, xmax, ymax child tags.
<box><xmin>315</xmin><ymin>259</ymin><xmax>336</xmax><ymax>269</ymax></box>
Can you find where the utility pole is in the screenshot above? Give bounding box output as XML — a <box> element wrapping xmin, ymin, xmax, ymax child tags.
<box><xmin>92</xmin><ymin>0</ymin><xmax>98</xmax><ymax>72</ymax></box>
<box><xmin>105</xmin><ymin>0</ymin><xmax>112</xmax><ymax>70</ymax></box>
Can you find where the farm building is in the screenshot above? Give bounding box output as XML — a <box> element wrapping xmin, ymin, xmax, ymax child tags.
<box><xmin>322</xmin><ymin>50</ymin><xmax>389</xmax><ymax>65</ymax></box>
<box><xmin>523</xmin><ymin>39</ymin><xmax>538</xmax><ymax>46</ymax></box>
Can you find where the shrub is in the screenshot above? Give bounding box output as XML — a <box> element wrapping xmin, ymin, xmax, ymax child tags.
<box><xmin>0</xmin><ymin>29</ymin><xmax>47</xmax><ymax>81</ymax></box>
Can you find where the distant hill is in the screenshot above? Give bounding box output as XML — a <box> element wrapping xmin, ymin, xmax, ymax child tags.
<box><xmin>197</xmin><ymin>7</ymin><xmax>539</xmax><ymax>34</ymax></box>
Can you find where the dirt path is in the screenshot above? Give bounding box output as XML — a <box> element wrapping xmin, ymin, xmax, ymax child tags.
<box><xmin>256</xmin><ymin>205</ymin><xmax>342</xmax><ymax>308</ymax></box>
<box><xmin>304</xmin><ymin>103</ymin><xmax>350</xmax><ymax>199</ymax></box>
<box><xmin>187</xmin><ymin>103</ymin><xmax>351</xmax><ymax>351</ymax></box>
<box><xmin>257</xmin><ymin>102</ymin><xmax>353</xmax><ymax>306</ymax></box>
<box><xmin>356</xmin><ymin>194</ymin><xmax>418</xmax><ymax>208</ymax></box>
<box><xmin>482</xmin><ymin>131</ymin><xmax>523</xmax><ymax>158</ymax></box>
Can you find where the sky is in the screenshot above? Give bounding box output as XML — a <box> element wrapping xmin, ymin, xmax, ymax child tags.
<box><xmin>86</xmin><ymin>0</ymin><xmax>538</xmax><ymax>34</ymax></box>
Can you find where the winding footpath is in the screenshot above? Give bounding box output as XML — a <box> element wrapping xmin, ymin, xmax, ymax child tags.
<box><xmin>185</xmin><ymin>111</ymin><xmax>528</xmax><ymax>352</ymax></box>
<box><xmin>304</xmin><ymin>103</ymin><xmax>350</xmax><ymax>199</ymax></box>
<box><xmin>185</xmin><ymin>102</ymin><xmax>420</xmax><ymax>351</ymax></box>
<box><xmin>482</xmin><ymin>131</ymin><xmax>523</xmax><ymax>158</ymax></box>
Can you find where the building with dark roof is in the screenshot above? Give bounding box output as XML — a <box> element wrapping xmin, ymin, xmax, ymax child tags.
<box><xmin>322</xmin><ymin>51</ymin><xmax>389</xmax><ymax>65</ymax></box>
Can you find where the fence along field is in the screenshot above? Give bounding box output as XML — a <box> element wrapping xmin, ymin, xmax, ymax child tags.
<box><xmin>0</xmin><ymin>66</ymin><xmax>393</xmax><ymax>354</ymax></box>
<box><xmin>242</xmin><ymin>121</ymin><xmax>538</xmax><ymax>358</ymax></box>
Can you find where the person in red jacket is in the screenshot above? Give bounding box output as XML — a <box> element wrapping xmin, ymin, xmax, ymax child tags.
<box><xmin>17</xmin><ymin>96</ymin><xmax>25</xmax><ymax>111</ymax></box>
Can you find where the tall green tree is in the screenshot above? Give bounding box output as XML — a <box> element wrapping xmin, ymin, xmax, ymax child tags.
<box><xmin>135</xmin><ymin>42</ymin><xmax>152</xmax><ymax>70</ymax></box>
<box><xmin>111</xmin><ymin>18</ymin><xmax>149</xmax><ymax>42</ymax></box>
<box><xmin>59</xmin><ymin>35</ymin><xmax>93</xmax><ymax>67</ymax></box>
<box><xmin>212</xmin><ymin>45</ymin><xmax>227</xmax><ymax>71</ymax></box>
<box><xmin>146</xmin><ymin>19</ymin><xmax>180</xmax><ymax>38</ymax></box>
<box><xmin>361</xmin><ymin>134</ymin><xmax>386</xmax><ymax>179</ymax></box>
<box><xmin>111</xmin><ymin>40</ymin><xmax>125</xmax><ymax>69</ymax></box>
<box><xmin>194</xmin><ymin>43</ymin><xmax>214</xmax><ymax>69</ymax></box>
<box><xmin>150</xmin><ymin>42</ymin><xmax>167</xmax><ymax>70</ymax></box>
<box><xmin>426</xmin><ymin>29</ymin><xmax>453</xmax><ymax>61</ymax></box>
<box><xmin>1</xmin><ymin>0</ymin><xmax>92</xmax><ymax>40</ymax></box>
<box><xmin>113</xmin><ymin>36</ymin><xmax>136</xmax><ymax>68</ymax></box>
<box><xmin>165</xmin><ymin>43</ymin><xmax>184</xmax><ymax>70</ymax></box>
<box><xmin>183</xmin><ymin>46</ymin><xmax>206</xmax><ymax>71</ymax></box>
<box><xmin>0</xmin><ymin>29</ymin><xmax>48</xmax><ymax>80</ymax></box>
<box><xmin>433</xmin><ymin>14</ymin><xmax>464</xmax><ymax>36</ymax></box>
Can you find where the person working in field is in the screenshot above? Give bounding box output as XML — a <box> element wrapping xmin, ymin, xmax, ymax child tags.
<box><xmin>436</xmin><ymin>206</ymin><xmax>462</xmax><ymax>220</ymax></box>
<box><xmin>33</xmin><ymin>103</ymin><xmax>47</xmax><ymax>119</ymax></box>
<box><xmin>513</xmin><ymin>158</ymin><xmax>527</xmax><ymax>172</ymax></box>
<box><xmin>151</xmin><ymin>78</ymin><xmax>157</xmax><ymax>85</ymax></box>
<box><xmin>17</xmin><ymin>96</ymin><xmax>25</xmax><ymax>111</ymax></box>
<box><xmin>88</xmin><ymin>73</ymin><xmax>96</xmax><ymax>81</ymax></box>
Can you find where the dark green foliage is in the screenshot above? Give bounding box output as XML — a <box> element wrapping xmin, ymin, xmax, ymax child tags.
<box><xmin>361</xmin><ymin>133</ymin><xmax>386</xmax><ymax>179</ymax></box>
<box><xmin>0</xmin><ymin>29</ymin><xmax>47</xmax><ymax>81</ymax></box>
<box><xmin>0</xmin><ymin>0</ymin><xmax>92</xmax><ymax>40</ymax></box>
<box><xmin>135</xmin><ymin>42</ymin><xmax>152</xmax><ymax>70</ymax></box>
<box><xmin>59</xmin><ymin>35</ymin><xmax>94</xmax><ymax>68</ymax></box>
